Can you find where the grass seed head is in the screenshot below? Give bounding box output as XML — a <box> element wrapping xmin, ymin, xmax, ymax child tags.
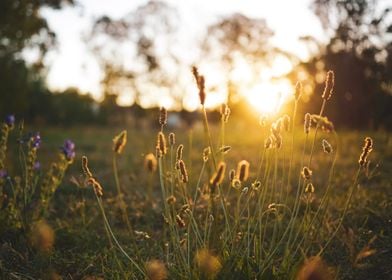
<box><xmin>192</xmin><ymin>66</ymin><xmax>206</xmax><ymax>106</ymax></box>
<box><xmin>178</xmin><ymin>160</ymin><xmax>188</xmax><ymax>183</ymax></box>
<box><xmin>203</xmin><ymin>146</ymin><xmax>211</xmax><ymax>162</ymax></box>
<box><xmin>176</xmin><ymin>214</ymin><xmax>186</xmax><ymax>228</ymax></box>
<box><xmin>144</xmin><ymin>153</ymin><xmax>157</xmax><ymax>173</ymax></box>
<box><xmin>159</xmin><ymin>107</ymin><xmax>167</xmax><ymax>127</ymax></box>
<box><xmin>359</xmin><ymin>137</ymin><xmax>373</xmax><ymax>166</ymax></box>
<box><xmin>168</xmin><ymin>132</ymin><xmax>175</xmax><ymax>146</ymax></box>
<box><xmin>220</xmin><ymin>103</ymin><xmax>231</xmax><ymax>123</ymax></box>
<box><xmin>294</xmin><ymin>81</ymin><xmax>303</xmax><ymax>101</ymax></box>
<box><xmin>87</xmin><ymin>177</ymin><xmax>103</xmax><ymax>197</ymax></box>
<box><xmin>166</xmin><ymin>195</ymin><xmax>176</xmax><ymax>205</ymax></box>
<box><xmin>210</xmin><ymin>161</ymin><xmax>226</xmax><ymax>188</ymax></box>
<box><xmin>282</xmin><ymin>114</ymin><xmax>291</xmax><ymax>132</ymax></box>
<box><xmin>145</xmin><ymin>260</ymin><xmax>168</xmax><ymax>280</ymax></box>
<box><xmin>304</xmin><ymin>113</ymin><xmax>311</xmax><ymax>134</ymax></box>
<box><xmin>322</xmin><ymin>139</ymin><xmax>333</xmax><ymax>154</ymax></box>
<box><xmin>176</xmin><ymin>144</ymin><xmax>184</xmax><ymax>161</ymax></box>
<box><xmin>156</xmin><ymin>132</ymin><xmax>167</xmax><ymax>156</ymax></box>
<box><xmin>229</xmin><ymin>169</ymin><xmax>236</xmax><ymax>181</ymax></box>
<box><xmin>301</xmin><ymin>166</ymin><xmax>313</xmax><ymax>180</ymax></box>
<box><xmin>322</xmin><ymin>70</ymin><xmax>335</xmax><ymax>101</ymax></box>
<box><xmin>113</xmin><ymin>130</ymin><xmax>127</xmax><ymax>154</ymax></box>
<box><xmin>82</xmin><ymin>156</ymin><xmax>93</xmax><ymax>178</ymax></box>
<box><xmin>237</xmin><ymin>160</ymin><xmax>250</xmax><ymax>182</ymax></box>
<box><xmin>195</xmin><ymin>249</ymin><xmax>222</xmax><ymax>278</ymax></box>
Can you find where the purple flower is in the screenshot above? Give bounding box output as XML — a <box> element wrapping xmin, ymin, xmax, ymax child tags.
<box><xmin>0</xmin><ymin>169</ymin><xmax>7</xmax><ymax>178</ymax></box>
<box><xmin>61</xmin><ymin>139</ymin><xmax>76</xmax><ymax>161</ymax></box>
<box><xmin>31</xmin><ymin>133</ymin><xmax>41</xmax><ymax>149</ymax></box>
<box><xmin>5</xmin><ymin>115</ymin><xmax>15</xmax><ymax>127</ymax></box>
<box><xmin>33</xmin><ymin>161</ymin><xmax>41</xmax><ymax>170</ymax></box>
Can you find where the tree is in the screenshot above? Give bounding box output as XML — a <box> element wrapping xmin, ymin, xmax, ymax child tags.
<box><xmin>296</xmin><ymin>0</ymin><xmax>392</xmax><ymax>129</ymax></box>
<box><xmin>0</xmin><ymin>0</ymin><xmax>74</xmax><ymax>118</ymax></box>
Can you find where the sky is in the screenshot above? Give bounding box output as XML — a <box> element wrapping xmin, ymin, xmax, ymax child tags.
<box><xmin>39</xmin><ymin>0</ymin><xmax>326</xmax><ymax>111</ymax></box>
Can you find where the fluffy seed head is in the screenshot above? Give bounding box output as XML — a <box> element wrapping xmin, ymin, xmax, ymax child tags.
<box><xmin>322</xmin><ymin>139</ymin><xmax>333</xmax><ymax>154</ymax></box>
<box><xmin>144</xmin><ymin>153</ymin><xmax>157</xmax><ymax>173</ymax></box>
<box><xmin>145</xmin><ymin>260</ymin><xmax>168</xmax><ymax>280</ymax></box>
<box><xmin>168</xmin><ymin>133</ymin><xmax>175</xmax><ymax>146</ymax></box>
<box><xmin>113</xmin><ymin>130</ymin><xmax>127</xmax><ymax>154</ymax></box>
<box><xmin>159</xmin><ymin>107</ymin><xmax>167</xmax><ymax>126</ymax></box>
<box><xmin>178</xmin><ymin>160</ymin><xmax>188</xmax><ymax>183</ymax></box>
<box><xmin>310</xmin><ymin>115</ymin><xmax>334</xmax><ymax>132</ymax></box>
<box><xmin>359</xmin><ymin>137</ymin><xmax>373</xmax><ymax>166</ymax></box>
<box><xmin>156</xmin><ymin>132</ymin><xmax>167</xmax><ymax>156</ymax></box>
<box><xmin>322</xmin><ymin>70</ymin><xmax>335</xmax><ymax>101</ymax></box>
<box><xmin>301</xmin><ymin>167</ymin><xmax>313</xmax><ymax>180</ymax></box>
<box><xmin>304</xmin><ymin>113</ymin><xmax>311</xmax><ymax>134</ymax></box>
<box><xmin>237</xmin><ymin>160</ymin><xmax>250</xmax><ymax>182</ymax></box>
<box><xmin>294</xmin><ymin>81</ymin><xmax>303</xmax><ymax>101</ymax></box>
<box><xmin>195</xmin><ymin>249</ymin><xmax>222</xmax><ymax>278</ymax></box>
<box><xmin>210</xmin><ymin>161</ymin><xmax>226</xmax><ymax>188</ymax></box>
<box><xmin>30</xmin><ymin>220</ymin><xmax>55</xmax><ymax>253</ymax></box>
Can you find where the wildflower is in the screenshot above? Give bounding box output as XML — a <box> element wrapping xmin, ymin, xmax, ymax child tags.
<box><xmin>156</xmin><ymin>132</ymin><xmax>167</xmax><ymax>156</ymax></box>
<box><xmin>145</xmin><ymin>260</ymin><xmax>168</xmax><ymax>280</ymax></box>
<box><xmin>195</xmin><ymin>249</ymin><xmax>222</xmax><ymax>278</ymax></box>
<box><xmin>0</xmin><ymin>169</ymin><xmax>7</xmax><ymax>178</ymax></box>
<box><xmin>321</xmin><ymin>70</ymin><xmax>335</xmax><ymax>101</ymax></box>
<box><xmin>192</xmin><ymin>66</ymin><xmax>206</xmax><ymax>106</ymax></box>
<box><xmin>5</xmin><ymin>114</ymin><xmax>15</xmax><ymax>128</ymax></box>
<box><xmin>322</xmin><ymin>139</ymin><xmax>333</xmax><ymax>154</ymax></box>
<box><xmin>61</xmin><ymin>139</ymin><xmax>76</xmax><ymax>162</ymax></box>
<box><xmin>210</xmin><ymin>161</ymin><xmax>226</xmax><ymax>188</ymax></box>
<box><xmin>144</xmin><ymin>153</ymin><xmax>157</xmax><ymax>173</ymax></box>
<box><xmin>304</xmin><ymin>113</ymin><xmax>311</xmax><ymax>134</ymax></box>
<box><xmin>33</xmin><ymin>161</ymin><xmax>41</xmax><ymax>171</ymax></box>
<box><xmin>294</xmin><ymin>81</ymin><xmax>303</xmax><ymax>101</ymax></box>
<box><xmin>31</xmin><ymin>132</ymin><xmax>41</xmax><ymax>149</ymax></box>
<box><xmin>168</xmin><ymin>132</ymin><xmax>175</xmax><ymax>146</ymax></box>
<box><xmin>178</xmin><ymin>160</ymin><xmax>188</xmax><ymax>183</ymax></box>
<box><xmin>301</xmin><ymin>167</ymin><xmax>313</xmax><ymax>180</ymax></box>
<box><xmin>237</xmin><ymin>160</ymin><xmax>250</xmax><ymax>182</ymax></box>
<box><xmin>159</xmin><ymin>107</ymin><xmax>167</xmax><ymax>127</ymax></box>
<box><xmin>113</xmin><ymin>130</ymin><xmax>127</xmax><ymax>154</ymax></box>
<box><xmin>359</xmin><ymin>137</ymin><xmax>373</xmax><ymax>166</ymax></box>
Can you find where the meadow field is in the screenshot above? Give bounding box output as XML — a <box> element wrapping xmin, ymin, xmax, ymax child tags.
<box><xmin>1</xmin><ymin>108</ymin><xmax>391</xmax><ymax>279</ymax></box>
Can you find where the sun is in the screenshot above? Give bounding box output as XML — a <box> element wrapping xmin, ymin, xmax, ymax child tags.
<box><xmin>245</xmin><ymin>79</ymin><xmax>293</xmax><ymax>115</ymax></box>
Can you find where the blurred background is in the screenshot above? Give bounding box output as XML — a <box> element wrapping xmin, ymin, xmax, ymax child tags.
<box><xmin>0</xmin><ymin>0</ymin><xmax>391</xmax><ymax>129</ymax></box>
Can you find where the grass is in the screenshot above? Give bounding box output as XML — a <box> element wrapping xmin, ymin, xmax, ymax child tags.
<box><xmin>0</xmin><ymin>115</ymin><xmax>391</xmax><ymax>279</ymax></box>
<box><xmin>0</xmin><ymin>72</ymin><xmax>391</xmax><ymax>279</ymax></box>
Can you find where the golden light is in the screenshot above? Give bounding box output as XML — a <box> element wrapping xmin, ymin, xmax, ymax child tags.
<box><xmin>245</xmin><ymin>78</ymin><xmax>293</xmax><ymax>115</ymax></box>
